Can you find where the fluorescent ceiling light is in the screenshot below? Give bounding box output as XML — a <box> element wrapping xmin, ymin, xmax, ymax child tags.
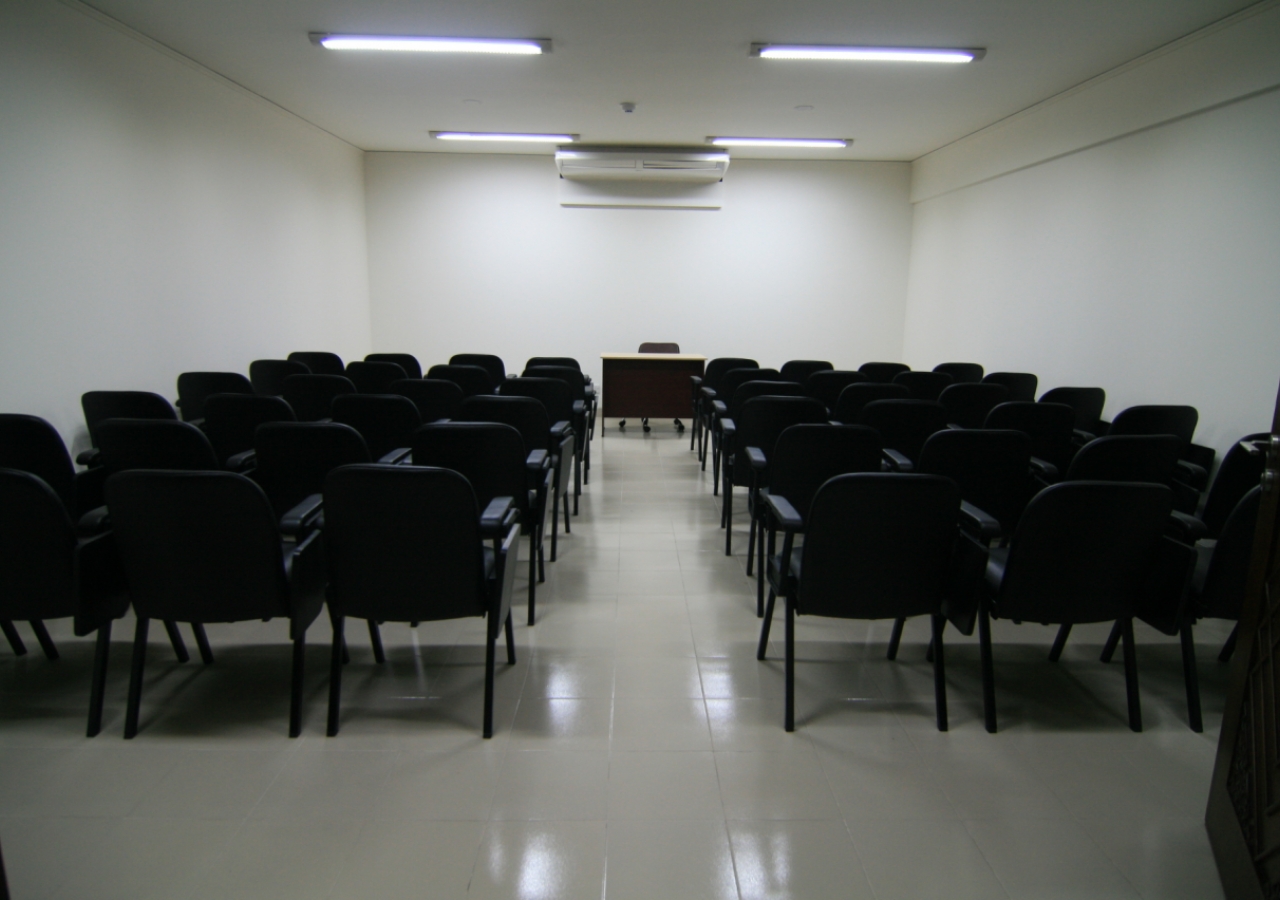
<box><xmin>312</xmin><ymin>34</ymin><xmax>549</xmax><ymax>55</ymax></box>
<box><xmin>751</xmin><ymin>44</ymin><xmax>983</xmax><ymax>63</ymax></box>
<box><xmin>709</xmin><ymin>137</ymin><xmax>849</xmax><ymax>148</ymax></box>
<box><xmin>433</xmin><ymin>132</ymin><xmax>577</xmax><ymax>143</ymax></box>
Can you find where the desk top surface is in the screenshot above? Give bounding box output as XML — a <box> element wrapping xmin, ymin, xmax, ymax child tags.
<box><xmin>601</xmin><ymin>353</ymin><xmax>707</xmax><ymax>362</ymax></box>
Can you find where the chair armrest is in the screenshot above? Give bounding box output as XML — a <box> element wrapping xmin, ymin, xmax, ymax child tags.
<box><xmin>526</xmin><ymin>448</ymin><xmax>550</xmax><ymax>471</ymax></box>
<box><xmin>959</xmin><ymin>501</ymin><xmax>1002</xmax><ymax>542</ymax></box>
<box><xmin>1166</xmin><ymin>510</ymin><xmax>1209</xmax><ymax>544</ymax></box>
<box><xmin>718</xmin><ymin>418</ymin><xmax>736</xmax><ymax>439</ymax></box>
<box><xmin>226</xmin><ymin>449</ymin><xmax>256</xmax><ymax>472</ymax></box>
<box><xmin>700</xmin><ymin>386</ymin><xmax>717</xmax><ymax>401</ymax></box>
<box><xmin>764</xmin><ymin>493</ymin><xmax>804</xmax><ymax>532</ymax></box>
<box><xmin>883</xmin><ymin>448</ymin><xmax>914</xmax><ymax>472</ymax></box>
<box><xmin>481</xmin><ymin>496</ymin><xmax>519</xmax><ymax>536</ymax></box>
<box><xmin>281</xmin><ymin>493</ymin><xmax>324</xmax><ymax>538</ymax></box>
<box><xmin>284</xmin><ymin>529</ymin><xmax>326</xmax><ymax>637</ymax></box>
<box><xmin>550</xmin><ymin>421</ymin><xmax>571</xmax><ymax>439</ymax></box>
<box><xmin>73</xmin><ymin>530</ymin><xmax>130</xmax><ymax>635</ymax></box>
<box><xmin>76</xmin><ymin>448</ymin><xmax>101</xmax><ymax>467</ymax></box>
<box><xmin>1072</xmin><ymin>428</ymin><xmax>1097</xmax><ymax>445</ymax></box>
<box><xmin>712</xmin><ymin>400</ymin><xmax>727</xmax><ymax>417</ymax></box>
<box><xmin>76</xmin><ymin>505</ymin><xmax>112</xmax><ymax>536</ymax></box>
<box><xmin>583</xmin><ymin>385</ymin><xmax>596</xmax><ymax>399</ymax></box>
<box><xmin>572</xmin><ymin>400</ymin><xmax>586</xmax><ymax>416</ymax></box>
<box><xmin>378</xmin><ymin>447</ymin><xmax>412</xmax><ymax>465</ymax></box>
<box><xmin>947</xmin><ymin>423</ymin><xmax>964</xmax><ymax>430</ymax></box>
<box><xmin>745</xmin><ymin>446</ymin><xmax>768</xmax><ymax>470</ymax></box>
<box><xmin>1029</xmin><ymin>457</ymin><xmax>1059</xmax><ymax>481</ymax></box>
<box><xmin>1174</xmin><ymin>459</ymin><xmax>1208</xmax><ymax>491</ymax></box>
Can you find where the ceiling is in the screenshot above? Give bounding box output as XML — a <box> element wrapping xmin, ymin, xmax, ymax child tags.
<box><xmin>84</xmin><ymin>0</ymin><xmax>1255</xmax><ymax>160</ymax></box>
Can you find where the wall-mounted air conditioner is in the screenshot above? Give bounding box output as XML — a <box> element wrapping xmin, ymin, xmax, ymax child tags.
<box><xmin>555</xmin><ymin>146</ymin><xmax>730</xmax><ymax>209</ymax></box>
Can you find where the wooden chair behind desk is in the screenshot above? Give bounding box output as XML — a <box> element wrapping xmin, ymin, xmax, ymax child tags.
<box><xmin>632</xmin><ymin>343</ymin><xmax>682</xmax><ymax>433</ymax></box>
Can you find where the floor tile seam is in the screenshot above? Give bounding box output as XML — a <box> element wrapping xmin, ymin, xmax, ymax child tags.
<box><xmin>958</xmin><ymin>816</ymin><xmax>1130</xmax><ymax>899</ymax></box>
<box><xmin>707</xmin><ymin>711</ymin><xmax>748</xmax><ymax>900</ymax></box>
<box><xmin>1053</xmin><ymin>787</ymin><xmax>1163</xmax><ymax>899</ymax></box>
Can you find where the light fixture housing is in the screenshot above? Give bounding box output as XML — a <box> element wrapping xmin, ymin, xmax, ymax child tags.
<box><xmin>708</xmin><ymin>137</ymin><xmax>850</xmax><ymax>149</ymax></box>
<box><xmin>432</xmin><ymin>132</ymin><xmax>578</xmax><ymax>143</ymax></box>
<box><xmin>750</xmin><ymin>43</ymin><xmax>983</xmax><ymax>63</ymax></box>
<box><xmin>311</xmin><ymin>34</ymin><xmax>551</xmax><ymax>54</ymax></box>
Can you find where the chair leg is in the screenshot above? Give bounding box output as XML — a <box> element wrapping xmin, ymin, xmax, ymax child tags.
<box><xmin>367</xmin><ymin>620</ymin><xmax>386</xmax><ymax>664</ymax></box>
<box><xmin>124</xmin><ymin>617</ymin><xmax>150</xmax><ymax>739</ymax></box>
<box><xmin>746</xmin><ymin>499</ymin><xmax>756</xmax><ymax>575</ymax></box>
<box><xmin>191</xmin><ymin>623</ymin><xmax>214</xmax><ymax>664</ymax></box>
<box><xmin>29</xmin><ymin>619</ymin><xmax>58</xmax><ymax>660</ymax></box>
<box><xmin>1121</xmin><ymin>618</ymin><xmax>1142</xmax><ymax>732</ymax></box>
<box><xmin>537</xmin><ymin>538</ymin><xmax>546</xmax><ymax>584</ymax></box>
<box><xmin>757</xmin><ymin>589</ymin><xmax>777</xmax><ymax>660</ymax></box>
<box><xmin>724</xmin><ymin>483</ymin><xmax>734</xmax><ymax>556</ymax></box>
<box><xmin>887</xmin><ymin>618</ymin><xmax>905</xmax><ymax>660</ymax></box>
<box><xmin>756</xmin><ymin>527</ymin><xmax>767</xmax><ymax>618</ymax></box>
<box><xmin>1219</xmin><ymin>623</ymin><xmax>1239</xmax><ymax>662</ymax></box>
<box><xmin>341</xmin><ymin>637</ymin><xmax>350</xmax><ymax>665</ymax></box>
<box><xmin>1180</xmin><ymin>623</ymin><xmax>1203</xmax><ymax>733</ymax></box>
<box><xmin>573</xmin><ymin>452</ymin><xmax>581</xmax><ymax>515</ymax></box>
<box><xmin>505</xmin><ymin>612</ymin><xmax>516</xmax><ymax>664</ymax></box>
<box><xmin>932</xmin><ymin>614</ymin><xmax>948</xmax><ymax>732</ymax></box>
<box><xmin>978</xmin><ymin>602</ymin><xmax>996</xmax><ymax>734</ymax></box>
<box><xmin>550</xmin><ymin>482</ymin><xmax>560</xmax><ymax>561</ymax></box>
<box><xmin>713</xmin><ymin>443</ymin><xmax>720</xmax><ymax>492</ymax></box>
<box><xmin>1048</xmin><ymin>623</ymin><xmax>1072</xmax><ymax>662</ymax></box>
<box><xmin>527</xmin><ymin>535</ymin><xmax>538</xmax><ymax>626</ymax></box>
<box><xmin>327</xmin><ymin>615</ymin><xmax>345</xmax><ymax>737</ymax></box>
<box><xmin>562</xmin><ymin>488</ymin><xmax>571</xmax><ymax>534</ymax></box>
<box><xmin>289</xmin><ymin>632</ymin><xmax>306</xmax><ymax>738</ymax></box>
<box><xmin>163</xmin><ymin>619</ymin><xmax>189</xmax><ymax>663</ymax></box>
<box><xmin>483</xmin><ymin>622</ymin><xmax>497</xmax><ymax>739</ymax></box>
<box><xmin>784</xmin><ymin>595</ymin><xmax>796</xmax><ymax>732</ymax></box>
<box><xmin>1</xmin><ymin>620</ymin><xmax>26</xmax><ymax>656</ymax></box>
<box><xmin>86</xmin><ymin>622</ymin><xmax>112</xmax><ymax>738</ymax></box>
<box><xmin>1100</xmin><ymin>620</ymin><xmax>1122</xmax><ymax>663</ymax></box>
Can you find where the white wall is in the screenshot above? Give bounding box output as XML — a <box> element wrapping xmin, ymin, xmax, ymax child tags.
<box><xmin>903</xmin><ymin>87</ymin><xmax>1280</xmax><ymax>454</ymax></box>
<box><xmin>364</xmin><ymin>153</ymin><xmax>913</xmax><ymax>385</ymax></box>
<box><xmin>0</xmin><ymin>0</ymin><xmax>371</xmax><ymax>455</ymax></box>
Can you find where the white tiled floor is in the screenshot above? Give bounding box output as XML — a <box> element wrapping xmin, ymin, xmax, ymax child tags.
<box><xmin>1</xmin><ymin>424</ymin><xmax>1232</xmax><ymax>898</ymax></box>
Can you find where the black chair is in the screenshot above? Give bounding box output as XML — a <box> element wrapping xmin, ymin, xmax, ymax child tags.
<box><xmin>322</xmin><ymin>464</ymin><xmax>519</xmax><ymax>738</ymax></box>
<box><xmin>1065</xmin><ymin>435</ymin><xmax>1183</xmax><ymax>485</ymax></box>
<box><xmin>288</xmin><ymin>351</ymin><xmax>345</xmax><ymax>376</ymax></box>
<box><xmin>105</xmin><ymin>470</ymin><xmax>325</xmax><ymax>738</ymax></box>
<box><xmin>933</xmin><ymin>362</ymin><xmax>984</xmax><ymax>384</ymax></box>
<box><xmin>711</xmin><ymin>379</ymin><xmax>805</xmax><ymax>493</ymax></box>
<box><xmin>704</xmin><ymin>367</ymin><xmax>781</xmax><ymax>472</ymax></box>
<box><xmin>330</xmin><ymin>394</ymin><xmax>420</xmax><ymax>462</ymax></box>
<box><xmin>527</xmin><ymin>357</ymin><xmax>581</xmax><ymax>373</ymax></box>
<box><xmin>451</xmin><ymin>354</ymin><xmax>507</xmax><ymax>389</ymax></box>
<box><xmin>693</xmin><ymin>357</ymin><xmax>758</xmax><ymax>457</ymax></box>
<box><xmin>982</xmin><ymin>372</ymin><xmax>1038</xmax><ymax>401</ymax></box>
<box><xmin>203</xmin><ymin>393</ymin><xmax>295</xmax><ymax>469</ymax></box>
<box><xmin>426</xmin><ymin>364</ymin><xmax>493</xmax><ymax>398</ymax></box>
<box><xmin>893</xmin><ymin>370</ymin><xmax>953</xmax><ymax>402</ymax></box>
<box><xmin>939</xmin><ymin>382</ymin><xmax>1009</xmax><ymax>429</ymax></box>
<box><xmin>249</xmin><ymin>359</ymin><xmax>309</xmax><ymax>396</ymax></box>
<box><xmin>80</xmin><ymin>390</ymin><xmax>179</xmax><ymax>467</ymax></box>
<box><xmin>977</xmin><ymin>480</ymin><xmax>1173</xmax><ymax>733</ymax></box>
<box><xmin>831</xmin><ymin>382</ymin><xmax>909</xmax><ymax>425</ymax></box>
<box><xmin>345</xmin><ymin>360</ymin><xmax>407</xmax><ymax>394</ymax></box>
<box><xmin>1108</xmin><ymin>404</ymin><xmax>1199</xmax><ymax>444</ymax></box>
<box><xmin>1197</xmin><ymin>434</ymin><xmax>1270</xmax><ymax>542</ymax></box>
<box><xmin>281</xmin><ymin>373</ymin><xmax>356</xmax><ymax>422</ymax></box>
<box><xmin>176</xmin><ymin>372</ymin><xmax>253</xmax><ymax>424</ymax></box>
<box><xmin>460</xmin><ymin>394</ymin><xmax>570</xmax><ymax>562</ymax></box>
<box><xmin>779</xmin><ymin>360</ymin><xmax>834</xmax><ymax>385</ymax></box>
<box><xmin>96</xmin><ymin>419</ymin><xmax>220</xmax><ymax>475</ymax></box>
<box><xmin>0</xmin><ymin>414</ymin><xmax>104</xmax><ymax>519</ymax></box>
<box><xmin>918</xmin><ymin>428</ymin><xmax>1034</xmax><ymax>539</ymax></box>
<box><xmin>253</xmin><ymin>422</ymin><xmax>371</xmax><ymax>521</ymax></box>
<box><xmin>412</xmin><ymin>423</ymin><xmax>551</xmax><ymax>624</ymax></box>
<box><xmin>758</xmin><ymin>473</ymin><xmax>969</xmax><ymax>731</ymax></box>
<box><xmin>858</xmin><ymin>362</ymin><xmax>910</xmax><ymax>383</ymax></box>
<box><xmin>985</xmin><ymin>401</ymin><xmax>1077</xmax><ymax>477</ymax></box>
<box><xmin>499</xmin><ymin>377</ymin><xmax>577</xmax><ymax>529</ymax></box>
<box><xmin>391</xmin><ymin>378</ymin><xmax>465</xmax><ymax>423</ymax></box>
<box><xmin>1039</xmin><ymin>387</ymin><xmax>1106</xmax><ymax>437</ymax></box>
<box><xmin>856</xmin><ymin>399</ymin><xmax>950</xmax><ymax>471</ymax></box>
<box><xmin>804</xmin><ymin>370</ymin><xmax>866</xmax><ymax>412</ymax></box>
<box><xmin>524</xmin><ymin>366</ymin><xmax>592</xmax><ymax>480</ymax></box>
<box><xmin>366</xmin><ymin>353</ymin><xmax>422</xmax><ymax>380</ymax></box>
<box><xmin>0</xmin><ymin>468</ymin><xmax>127</xmax><ymax>737</ymax></box>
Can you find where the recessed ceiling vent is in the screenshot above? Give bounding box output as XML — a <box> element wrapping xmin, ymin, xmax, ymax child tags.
<box><xmin>555</xmin><ymin>146</ymin><xmax>730</xmax><ymax>183</ymax></box>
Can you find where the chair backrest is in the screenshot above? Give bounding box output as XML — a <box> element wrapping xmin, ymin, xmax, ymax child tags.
<box><xmin>799</xmin><ymin>473</ymin><xmax>961</xmax><ymax>620</ymax></box>
<box><xmin>939</xmin><ymin>382</ymin><xmax>1009</xmax><ymax>429</ymax></box>
<box><xmin>450</xmin><ymin>354</ymin><xmax>507</xmax><ymax>385</ymax></box>
<box><xmin>345</xmin><ymin>360</ymin><xmax>408</xmax><ymax>394</ymax></box>
<box><xmin>779</xmin><ymin>360</ymin><xmax>834</xmax><ymax>384</ymax></box>
<box><xmin>254</xmin><ymin>421</ymin><xmax>370</xmax><ymax>518</ymax></box>
<box><xmin>526</xmin><ymin>357</ymin><xmax>580</xmax><ymax>372</ymax></box>
<box><xmin>727</xmin><ymin>380</ymin><xmax>806</xmax><ymax>422</ymax></box>
<box><xmin>281</xmin><ymin>373</ymin><xmax>356</xmax><ymax>422</ymax></box>
<box><xmin>287</xmin><ymin>351</ymin><xmax>345</xmax><ymax>376</ymax></box>
<box><xmin>735</xmin><ymin>397</ymin><xmax>830</xmax><ymax>465</ymax></box>
<box><xmin>426</xmin><ymin>364</ymin><xmax>493</xmax><ymax>397</ymax></box>
<box><xmin>366</xmin><ymin>353</ymin><xmax>423</xmax><ymax>380</ymax></box>
<box><xmin>96</xmin><ymin>419</ymin><xmax>220</xmax><ymax>474</ymax></box>
<box><xmin>858</xmin><ymin>362</ymin><xmax>910</xmax><ymax>384</ymax></box>
<box><xmin>639</xmin><ymin>342</ymin><xmax>680</xmax><ymax>353</ymax></box>
<box><xmin>719</xmin><ymin>368</ymin><xmax>782</xmax><ymax>408</ymax></box>
<box><xmin>176</xmin><ymin>372</ymin><xmax>253</xmax><ymax>423</ymax></box>
<box><xmin>982</xmin><ymin>372</ymin><xmax>1038</xmax><ymax>401</ymax></box>
<box><xmin>82</xmin><ymin>391</ymin><xmax>178</xmax><ymax>446</ymax></box>
<box><xmin>933</xmin><ymin>362</ymin><xmax>984</xmax><ymax>384</ymax></box>
<box><xmin>523</xmin><ymin>365</ymin><xmax>587</xmax><ymax>400</ymax></box>
<box><xmin>391</xmin><ymin>378</ymin><xmax>465</xmax><ymax>423</ymax></box>
<box><xmin>918</xmin><ymin>428</ymin><xmax>1033</xmax><ymax>535</ymax></box>
<box><xmin>323</xmin><ymin>464</ymin><xmax>486</xmax><ymax>623</ymax></box>
<box><xmin>1065</xmin><ymin>435</ymin><xmax>1182</xmax><ymax>485</ymax></box>
<box><xmin>1038</xmin><ymin>387</ymin><xmax>1106</xmax><ymax>432</ymax></box>
<box><xmin>459</xmin><ymin>395</ymin><xmax>552</xmax><ymax>452</ymax></box>
<box><xmin>833</xmin><ymin>382</ymin><xmax>910</xmax><ymax>423</ymax></box>
<box><xmin>411</xmin><ymin>422</ymin><xmax>530</xmax><ymax>512</ymax></box>
<box><xmin>805</xmin><ymin>370</ymin><xmax>866</xmax><ymax>410</ymax></box>
<box><xmin>1199</xmin><ymin>486</ymin><xmax>1263</xmax><ymax>619</ymax></box>
<box><xmin>893</xmin><ymin>370</ymin><xmax>953</xmax><ymax>401</ymax></box>
<box><xmin>249</xmin><ymin>359</ymin><xmax>309</xmax><ymax>396</ymax></box>
<box><xmin>1108</xmin><ymin>405</ymin><xmax>1199</xmax><ymax>446</ymax></box>
<box><xmin>0</xmin><ymin>414</ymin><xmax>76</xmax><ymax>511</ymax></box>
<box><xmin>105</xmin><ymin>470</ymin><xmax>288</xmax><ymax>623</ymax></box>
<box><xmin>767</xmin><ymin>424</ymin><xmax>882</xmax><ymax>520</ymax></box>
<box><xmin>997</xmin><ymin>480</ymin><xmax>1172</xmax><ymax>624</ymax></box>
<box><xmin>0</xmin><ymin>467</ymin><xmax>75</xmax><ymax>620</ymax></box>
<box><xmin>330</xmin><ymin>394</ymin><xmax>421</xmax><ymax>460</ymax></box>
<box><xmin>1202</xmin><ymin>434</ymin><xmax>1269</xmax><ymax>540</ymax></box>
<box><xmin>703</xmin><ymin>358</ymin><xmax>759</xmax><ymax>391</ymax></box>
<box><xmin>857</xmin><ymin>399</ymin><xmax>949</xmax><ymax>462</ymax></box>
<box><xmin>985</xmin><ymin>401</ymin><xmax>1076</xmax><ymax>472</ymax></box>
<box><xmin>500</xmin><ymin>377</ymin><xmax>574</xmax><ymax>425</ymax></box>
<box><xmin>203</xmin><ymin>393</ymin><xmax>296</xmax><ymax>465</ymax></box>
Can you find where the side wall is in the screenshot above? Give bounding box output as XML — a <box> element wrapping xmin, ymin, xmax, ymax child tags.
<box><xmin>0</xmin><ymin>1</ymin><xmax>371</xmax><ymax>453</ymax></box>
<box><xmin>364</xmin><ymin>153</ymin><xmax>913</xmax><ymax>386</ymax></box>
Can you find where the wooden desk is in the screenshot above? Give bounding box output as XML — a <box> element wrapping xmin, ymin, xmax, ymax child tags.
<box><xmin>600</xmin><ymin>353</ymin><xmax>706</xmax><ymax>423</ymax></box>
